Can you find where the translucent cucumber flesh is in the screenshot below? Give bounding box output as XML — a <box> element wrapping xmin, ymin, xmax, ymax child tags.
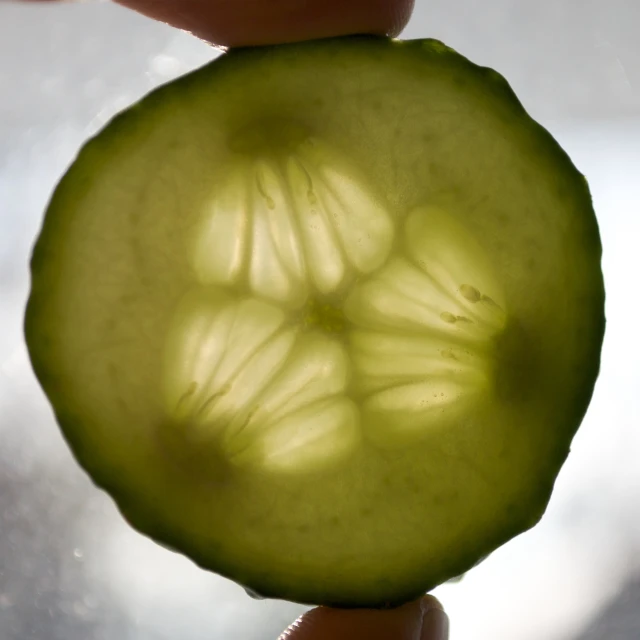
<box><xmin>25</xmin><ymin>37</ymin><xmax>605</xmax><ymax>607</ymax></box>
<box><xmin>163</xmin><ymin>201</ymin><xmax>506</xmax><ymax>471</ymax></box>
<box><xmin>188</xmin><ymin>137</ymin><xmax>395</xmax><ymax>304</ymax></box>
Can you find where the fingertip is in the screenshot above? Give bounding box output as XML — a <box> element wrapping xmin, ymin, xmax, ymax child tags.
<box><xmin>420</xmin><ymin>594</ymin><xmax>445</xmax><ymax>613</ymax></box>
<box><xmin>114</xmin><ymin>0</ymin><xmax>415</xmax><ymax>47</ymax></box>
<box><xmin>419</xmin><ymin>595</ymin><xmax>449</xmax><ymax>640</ymax></box>
<box><xmin>385</xmin><ymin>0</ymin><xmax>416</xmax><ymax>38</ymax></box>
<box><xmin>279</xmin><ymin>595</ymin><xmax>448</xmax><ymax>640</ymax></box>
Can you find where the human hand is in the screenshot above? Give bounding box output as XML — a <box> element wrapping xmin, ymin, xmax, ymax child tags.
<box><xmin>23</xmin><ymin>0</ymin><xmax>413</xmax><ymax>47</ymax></box>
<box><xmin>279</xmin><ymin>594</ymin><xmax>448</xmax><ymax>640</ymax></box>
<box><xmin>113</xmin><ymin>0</ymin><xmax>414</xmax><ymax>47</ymax></box>
<box><xmin>18</xmin><ymin>0</ymin><xmax>449</xmax><ymax>637</ymax></box>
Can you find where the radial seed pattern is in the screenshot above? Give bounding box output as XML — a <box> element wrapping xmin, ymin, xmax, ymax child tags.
<box><xmin>163</xmin><ymin>289</ymin><xmax>359</xmax><ymax>473</ymax></box>
<box><xmin>188</xmin><ymin>136</ymin><xmax>395</xmax><ymax>307</ymax></box>
<box><xmin>166</xmin><ymin>140</ymin><xmax>508</xmax><ymax>470</ymax></box>
<box><xmin>345</xmin><ymin>207</ymin><xmax>507</xmax><ymax>447</ymax></box>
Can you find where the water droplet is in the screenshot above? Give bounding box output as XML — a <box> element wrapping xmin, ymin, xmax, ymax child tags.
<box><xmin>440</xmin><ymin>311</ymin><xmax>457</xmax><ymax>324</ymax></box>
<box><xmin>73</xmin><ymin>548</ymin><xmax>84</xmax><ymax>560</ymax></box>
<box><xmin>150</xmin><ymin>54</ymin><xmax>183</xmax><ymax>78</ymax></box>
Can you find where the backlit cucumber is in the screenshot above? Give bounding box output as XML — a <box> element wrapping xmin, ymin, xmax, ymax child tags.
<box><xmin>25</xmin><ymin>36</ymin><xmax>605</xmax><ymax>608</ymax></box>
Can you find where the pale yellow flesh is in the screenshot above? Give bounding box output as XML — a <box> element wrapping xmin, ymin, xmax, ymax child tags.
<box><xmin>163</xmin><ymin>135</ymin><xmax>506</xmax><ymax>473</ymax></box>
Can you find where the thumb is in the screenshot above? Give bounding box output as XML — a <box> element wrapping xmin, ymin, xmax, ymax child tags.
<box><xmin>279</xmin><ymin>595</ymin><xmax>449</xmax><ymax>640</ymax></box>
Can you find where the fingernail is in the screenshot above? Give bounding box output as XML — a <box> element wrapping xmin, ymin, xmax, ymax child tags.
<box><xmin>419</xmin><ymin>596</ymin><xmax>449</xmax><ymax>640</ymax></box>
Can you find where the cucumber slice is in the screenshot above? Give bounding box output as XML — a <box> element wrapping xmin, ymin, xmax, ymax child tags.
<box><xmin>25</xmin><ymin>36</ymin><xmax>605</xmax><ymax>608</ymax></box>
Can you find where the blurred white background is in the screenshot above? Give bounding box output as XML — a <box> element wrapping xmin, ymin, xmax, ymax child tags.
<box><xmin>1</xmin><ymin>1</ymin><xmax>639</xmax><ymax>639</ymax></box>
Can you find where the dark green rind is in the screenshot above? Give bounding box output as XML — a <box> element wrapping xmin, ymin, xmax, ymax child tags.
<box><xmin>24</xmin><ymin>35</ymin><xmax>605</xmax><ymax>608</ymax></box>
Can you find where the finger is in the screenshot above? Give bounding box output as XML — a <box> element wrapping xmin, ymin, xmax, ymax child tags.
<box><xmin>279</xmin><ymin>595</ymin><xmax>449</xmax><ymax>640</ymax></box>
<box><xmin>113</xmin><ymin>0</ymin><xmax>415</xmax><ymax>47</ymax></box>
